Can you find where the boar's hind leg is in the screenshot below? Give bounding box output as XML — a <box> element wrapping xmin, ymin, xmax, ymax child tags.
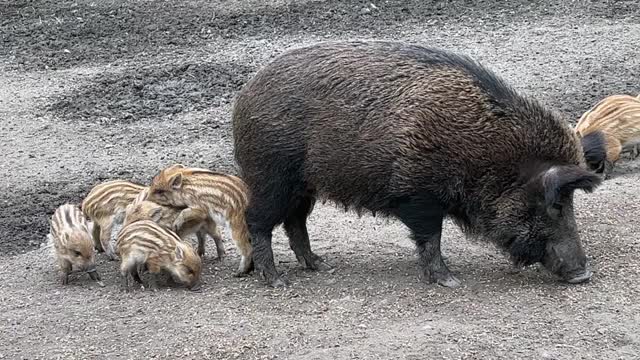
<box><xmin>394</xmin><ymin>200</ymin><xmax>461</xmax><ymax>288</ymax></box>
<box><xmin>283</xmin><ymin>196</ymin><xmax>331</xmax><ymax>271</ymax></box>
<box><xmin>245</xmin><ymin>188</ymin><xmax>294</xmax><ymax>288</ymax></box>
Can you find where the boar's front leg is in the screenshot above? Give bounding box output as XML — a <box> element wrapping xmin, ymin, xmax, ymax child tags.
<box><xmin>394</xmin><ymin>199</ymin><xmax>461</xmax><ymax>288</ymax></box>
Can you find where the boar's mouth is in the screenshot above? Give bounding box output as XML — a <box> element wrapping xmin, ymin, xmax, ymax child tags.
<box><xmin>506</xmin><ymin>236</ymin><xmax>545</xmax><ymax>268</ymax></box>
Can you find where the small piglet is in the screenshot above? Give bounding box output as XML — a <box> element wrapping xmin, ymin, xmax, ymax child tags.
<box><xmin>48</xmin><ymin>204</ymin><xmax>104</xmax><ymax>286</ymax></box>
<box><xmin>575</xmin><ymin>94</ymin><xmax>640</xmax><ymax>178</ymax></box>
<box><xmin>115</xmin><ymin>219</ymin><xmax>202</xmax><ymax>292</ymax></box>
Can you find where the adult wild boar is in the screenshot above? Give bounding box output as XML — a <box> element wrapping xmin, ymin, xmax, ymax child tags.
<box><xmin>231</xmin><ymin>40</ymin><xmax>601</xmax><ymax>288</ymax></box>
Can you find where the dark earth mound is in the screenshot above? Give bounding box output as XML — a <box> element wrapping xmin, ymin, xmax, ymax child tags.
<box><xmin>3</xmin><ymin>0</ymin><xmax>637</xmax><ymax>71</ymax></box>
<box><xmin>48</xmin><ymin>61</ymin><xmax>255</xmax><ymax>124</ymax></box>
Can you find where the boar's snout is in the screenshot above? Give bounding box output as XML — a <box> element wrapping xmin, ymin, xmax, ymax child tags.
<box><xmin>544</xmin><ymin>239</ymin><xmax>592</xmax><ymax>284</ymax></box>
<box><xmin>565</xmin><ymin>268</ymin><xmax>593</xmax><ymax>284</ymax></box>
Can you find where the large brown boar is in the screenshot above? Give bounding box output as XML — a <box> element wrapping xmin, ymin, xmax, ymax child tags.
<box><xmin>231</xmin><ymin>40</ymin><xmax>602</xmax><ymax>288</ymax></box>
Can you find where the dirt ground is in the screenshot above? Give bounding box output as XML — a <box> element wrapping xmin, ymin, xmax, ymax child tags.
<box><xmin>1</xmin><ymin>0</ymin><xmax>640</xmax><ymax>358</ymax></box>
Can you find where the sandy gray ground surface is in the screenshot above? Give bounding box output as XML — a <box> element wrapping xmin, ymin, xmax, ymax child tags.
<box><xmin>1</xmin><ymin>0</ymin><xmax>640</xmax><ymax>358</ymax></box>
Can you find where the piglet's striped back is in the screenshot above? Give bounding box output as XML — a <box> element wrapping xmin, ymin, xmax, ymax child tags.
<box><xmin>116</xmin><ymin>220</ymin><xmax>182</xmax><ymax>256</ymax></box>
<box><xmin>82</xmin><ymin>180</ymin><xmax>146</xmax><ymax>218</ymax></box>
<box><xmin>575</xmin><ymin>95</ymin><xmax>640</xmax><ymax>140</ymax></box>
<box><xmin>51</xmin><ymin>204</ymin><xmax>89</xmax><ymax>246</ymax></box>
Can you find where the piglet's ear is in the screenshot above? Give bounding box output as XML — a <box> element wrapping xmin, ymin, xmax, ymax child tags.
<box><xmin>168</xmin><ymin>163</ymin><xmax>186</xmax><ymax>171</ymax></box>
<box><xmin>542</xmin><ymin>165</ymin><xmax>602</xmax><ymax>207</ymax></box>
<box><xmin>149</xmin><ymin>207</ymin><xmax>163</xmax><ymax>223</ymax></box>
<box><xmin>175</xmin><ymin>245</ymin><xmax>184</xmax><ymax>261</ymax></box>
<box><xmin>169</xmin><ymin>173</ymin><xmax>183</xmax><ymax>190</ymax></box>
<box><xmin>135</xmin><ymin>188</ymin><xmax>149</xmax><ymax>204</ymax></box>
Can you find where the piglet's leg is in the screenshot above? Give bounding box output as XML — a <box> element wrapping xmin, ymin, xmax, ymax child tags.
<box><xmin>631</xmin><ymin>143</ymin><xmax>640</xmax><ymax>160</ymax></box>
<box><xmin>603</xmin><ymin>160</ymin><xmax>615</xmax><ymax>180</ymax></box>
<box><xmin>120</xmin><ymin>272</ymin><xmax>130</xmax><ymax>292</ymax></box>
<box><xmin>120</xmin><ymin>257</ymin><xmax>137</xmax><ymax>292</ymax></box>
<box><xmin>195</xmin><ymin>231</ymin><xmax>208</xmax><ymax>259</ymax></box>
<box><xmin>393</xmin><ymin>198</ymin><xmax>461</xmax><ymax>288</ymax></box>
<box><xmin>204</xmin><ymin>222</ymin><xmax>226</xmax><ymax>261</ymax></box>
<box><xmin>59</xmin><ymin>260</ymin><xmax>72</xmax><ymax>285</ymax></box>
<box><xmin>144</xmin><ymin>263</ymin><xmax>161</xmax><ymax>291</ymax></box>
<box><xmin>132</xmin><ymin>267</ymin><xmax>144</xmax><ymax>284</ymax></box>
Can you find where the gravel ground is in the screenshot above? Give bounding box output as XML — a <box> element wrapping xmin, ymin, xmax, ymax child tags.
<box><xmin>1</xmin><ymin>0</ymin><xmax>640</xmax><ymax>358</ymax></box>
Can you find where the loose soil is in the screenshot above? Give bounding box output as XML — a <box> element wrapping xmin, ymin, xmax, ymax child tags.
<box><xmin>1</xmin><ymin>0</ymin><xmax>640</xmax><ymax>358</ymax></box>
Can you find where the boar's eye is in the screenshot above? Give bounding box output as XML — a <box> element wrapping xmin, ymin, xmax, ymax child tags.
<box><xmin>154</xmin><ymin>189</ymin><xmax>165</xmax><ymax>195</ymax></box>
<box><xmin>548</xmin><ymin>203</ymin><xmax>563</xmax><ymax>218</ymax></box>
<box><xmin>74</xmin><ymin>250</ymin><xmax>82</xmax><ymax>257</ymax></box>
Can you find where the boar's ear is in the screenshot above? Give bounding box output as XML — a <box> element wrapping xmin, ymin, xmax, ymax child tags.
<box><xmin>542</xmin><ymin>165</ymin><xmax>602</xmax><ymax>208</ymax></box>
<box><xmin>168</xmin><ymin>173</ymin><xmax>183</xmax><ymax>190</ymax></box>
<box><xmin>175</xmin><ymin>245</ymin><xmax>184</xmax><ymax>261</ymax></box>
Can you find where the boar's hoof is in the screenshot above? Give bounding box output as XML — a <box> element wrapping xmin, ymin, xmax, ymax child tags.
<box><xmin>436</xmin><ymin>274</ymin><xmax>461</xmax><ymax>288</ymax></box>
<box><xmin>303</xmin><ymin>259</ymin><xmax>332</xmax><ymax>272</ymax></box>
<box><xmin>270</xmin><ymin>277</ymin><xmax>289</xmax><ymax>288</ymax></box>
<box><xmin>259</xmin><ymin>270</ymin><xmax>289</xmax><ymax>288</ymax></box>
<box><xmin>564</xmin><ymin>270</ymin><xmax>593</xmax><ymax>284</ymax></box>
<box><xmin>422</xmin><ymin>271</ymin><xmax>461</xmax><ymax>288</ymax></box>
<box><xmin>296</xmin><ymin>253</ymin><xmax>332</xmax><ymax>271</ymax></box>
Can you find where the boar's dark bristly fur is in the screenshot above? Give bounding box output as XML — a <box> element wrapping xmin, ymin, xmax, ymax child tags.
<box><xmin>231</xmin><ymin>40</ymin><xmax>602</xmax><ymax>288</ymax></box>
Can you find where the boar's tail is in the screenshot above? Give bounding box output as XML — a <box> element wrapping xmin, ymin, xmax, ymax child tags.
<box><xmin>580</xmin><ymin>131</ymin><xmax>607</xmax><ymax>171</ymax></box>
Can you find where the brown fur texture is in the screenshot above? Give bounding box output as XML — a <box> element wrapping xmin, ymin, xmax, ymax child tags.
<box><xmin>113</xmin><ymin>188</ymin><xmax>226</xmax><ymax>259</ymax></box>
<box><xmin>81</xmin><ymin>179</ymin><xmax>146</xmax><ymax>260</ymax></box>
<box><xmin>231</xmin><ymin>40</ymin><xmax>602</xmax><ymax>288</ymax></box>
<box><xmin>146</xmin><ymin>164</ymin><xmax>253</xmax><ymax>276</ymax></box>
<box><xmin>116</xmin><ymin>219</ymin><xmax>202</xmax><ymax>291</ymax></box>
<box><xmin>574</xmin><ymin>94</ymin><xmax>640</xmax><ymax>178</ymax></box>
<box><xmin>48</xmin><ymin>203</ymin><xmax>103</xmax><ymax>286</ymax></box>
